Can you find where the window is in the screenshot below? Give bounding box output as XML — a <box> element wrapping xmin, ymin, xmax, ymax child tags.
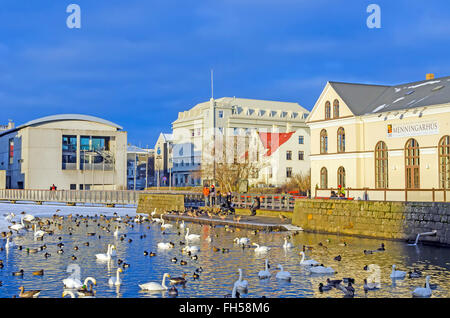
<box><xmin>375</xmin><ymin>141</ymin><xmax>389</xmax><ymax>188</ymax></box>
<box><xmin>218</xmin><ymin>110</ymin><xmax>223</xmax><ymax>118</ymax></box>
<box><xmin>286</xmin><ymin>151</ymin><xmax>292</xmax><ymax>160</ymax></box>
<box><xmin>439</xmin><ymin>136</ymin><xmax>450</xmax><ymax>188</ymax></box>
<box><xmin>62</xmin><ymin>135</ymin><xmax>77</xmax><ymax>170</ymax></box>
<box><xmin>80</xmin><ymin>136</ymin><xmax>111</xmax><ymax>170</ymax></box>
<box><xmin>8</xmin><ymin>138</ymin><xmax>14</xmax><ymax>165</ymax></box>
<box><xmin>70</xmin><ymin>184</ymin><xmax>77</xmax><ymax>190</ymax></box>
<box><xmin>325</xmin><ymin>101</ymin><xmax>331</xmax><ymax>119</ymax></box>
<box><xmin>405</xmin><ymin>138</ymin><xmax>420</xmax><ymax>189</ymax></box>
<box><xmin>320</xmin><ymin>167</ymin><xmax>328</xmax><ymax>189</ymax></box>
<box><xmin>337</xmin><ymin>166</ymin><xmax>346</xmax><ymax>188</ymax></box>
<box><xmin>298</xmin><ymin>151</ymin><xmax>304</xmax><ymax>160</ymax></box>
<box><xmin>333</xmin><ymin>99</ymin><xmax>340</xmax><ymax>118</ymax></box>
<box><xmin>298</xmin><ymin>135</ymin><xmax>304</xmax><ymax>144</ymax></box>
<box><xmin>320</xmin><ymin>129</ymin><xmax>328</xmax><ymax>154</ymax></box>
<box><xmin>337</xmin><ymin>127</ymin><xmax>345</xmax><ymax>153</ymax></box>
<box><xmin>286</xmin><ymin>167</ymin><xmax>292</xmax><ymax>178</ymax></box>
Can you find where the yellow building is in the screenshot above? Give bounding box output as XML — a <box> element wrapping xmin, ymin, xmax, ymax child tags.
<box><xmin>307</xmin><ymin>75</ymin><xmax>450</xmax><ymax>202</ymax></box>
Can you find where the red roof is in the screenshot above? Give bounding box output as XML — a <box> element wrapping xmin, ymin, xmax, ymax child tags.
<box><xmin>258</xmin><ymin>132</ymin><xmax>294</xmax><ymax>156</ymax></box>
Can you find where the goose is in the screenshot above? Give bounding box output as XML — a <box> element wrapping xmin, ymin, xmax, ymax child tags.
<box><xmin>390</xmin><ymin>265</ymin><xmax>406</xmax><ymax>279</ymax></box>
<box><xmin>139</xmin><ymin>273</ymin><xmax>171</xmax><ymax>291</ymax></box>
<box><xmin>234</xmin><ymin>237</ymin><xmax>250</xmax><ymax>245</ymax></box>
<box><xmin>299</xmin><ymin>251</ymin><xmax>319</xmax><ymax>266</ymax></box>
<box><xmin>18</xmin><ymin>286</ymin><xmax>41</xmax><ymax>298</ymax></box>
<box><xmin>412</xmin><ymin>276</ymin><xmax>432</xmax><ymax>297</ymax></box>
<box><xmin>157</xmin><ymin>242</ymin><xmax>174</xmax><ymax>249</ymax></box>
<box><xmin>275</xmin><ymin>265</ymin><xmax>292</xmax><ymax>281</ymax></box>
<box><xmin>234</xmin><ymin>269</ymin><xmax>248</xmax><ymax>292</ymax></box>
<box><xmin>252</xmin><ymin>243</ymin><xmax>271</xmax><ymax>253</ymax></box>
<box><xmin>185</xmin><ymin>228</ymin><xmax>200</xmax><ymax>241</ymax></box>
<box><xmin>258</xmin><ymin>259</ymin><xmax>271</xmax><ymax>279</ymax></box>
<box><xmin>309</xmin><ymin>265</ymin><xmax>335</xmax><ymax>275</ymax></box>
<box><xmin>96</xmin><ymin>244</ymin><xmax>114</xmax><ymax>261</ymax></box>
<box><xmin>283</xmin><ymin>237</ymin><xmax>293</xmax><ymax>249</ymax></box>
<box><xmin>363</xmin><ymin>279</ymin><xmax>380</xmax><ymax>292</ymax></box>
<box><xmin>108</xmin><ymin>268</ymin><xmax>123</xmax><ymax>286</ymax></box>
<box><xmin>33</xmin><ymin>224</ymin><xmax>46</xmax><ymax>239</ymax></box>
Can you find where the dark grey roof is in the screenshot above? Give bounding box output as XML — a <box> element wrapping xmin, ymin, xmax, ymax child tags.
<box><xmin>329</xmin><ymin>76</ymin><xmax>450</xmax><ymax>116</ymax></box>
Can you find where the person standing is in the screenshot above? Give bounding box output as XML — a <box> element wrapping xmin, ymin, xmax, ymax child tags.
<box><xmin>203</xmin><ymin>186</ymin><xmax>210</xmax><ymax>207</ymax></box>
<box><xmin>210</xmin><ymin>184</ymin><xmax>216</xmax><ymax>206</ymax></box>
<box><xmin>250</xmin><ymin>196</ymin><xmax>260</xmax><ymax>216</ymax></box>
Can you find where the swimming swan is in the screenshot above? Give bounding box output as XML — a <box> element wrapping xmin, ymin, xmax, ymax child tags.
<box><xmin>390</xmin><ymin>264</ymin><xmax>406</xmax><ymax>279</ymax></box>
<box><xmin>412</xmin><ymin>276</ymin><xmax>432</xmax><ymax>297</ymax></box>
<box><xmin>275</xmin><ymin>265</ymin><xmax>292</xmax><ymax>281</ymax></box>
<box><xmin>96</xmin><ymin>244</ymin><xmax>114</xmax><ymax>261</ymax></box>
<box><xmin>283</xmin><ymin>237</ymin><xmax>293</xmax><ymax>249</ymax></box>
<box><xmin>234</xmin><ymin>269</ymin><xmax>248</xmax><ymax>292</ymax></box>
<box><xmin>234</xmin><ymin>237</ymin><xmax>250</xmax><ymax>245</ymax></box>
<box><xmin>139</xmin><ymin>273</ymin><xmax>171</xmax><ymax>291</ymax></box>
<box><xmin>108</xmin><ymin>268</ymin><xmax>123</xmax><ymax>286</ymax></box>
<box><xmin>309</xmin><ymin>265</ymin><xmax>335</xmax><ymax>275</ymax></box>
<box><xmin>185</xmin><ymin>228</ymin><xmax>200</xmax><ymax>241</ymax></box>
<box><xmin>252</xmin><ymin>243</ymin><xmax>271</xmax><ymax>253</ymax></box>
<box><xmin>258</xmin><ymin>259</ymin><xmax>271</xmax><ymax>279</ymax></box>
<box><xmin>299</xmin><ymin>251</ymin><xmax>320</xmax><ymax>266</ymax></box>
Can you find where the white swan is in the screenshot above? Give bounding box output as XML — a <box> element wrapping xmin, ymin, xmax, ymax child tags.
<box><xmin>62</xmin><ymin>290</ymin><xmax>77</xmax><ymax>298</ymax></box>
<box><xmin>139</xmin><ymin>273</ymin><xmax>171</xmax><ymax>291</ymax></box>
<box><xmin>5</xmin><ymin>237</ymin><xmax>15</xmax><ymax>249</ymax></box>
<box><xmin>63</xmin><ymin>276</ymin><xmax>83</xmax><ymax>289</ymax></box>
<box><xmin>179</xmin><ymin>220</ymin><xmax>185</xmax><ymax>229</ymax></box>
<box><xmin>412</xmin><ymin>276</ymin><xmax>432</xmax><ymax>297</ymax></box>
<box><xmin>96</xmin><ymin>244</ymin><xmax>114</xmax><ymax>261</ymax></box>
<box><xmin>150</xmin><ymin>208</ymin><xmax>157</xmax><ymax>217</ymax></box>
<box><xmin>283</xmin><ymin>237</ymin><xmax>293</xmax><ymax>249</ymax></box>
<box><xmin>182</xmin><ymin>245</ymin><xmax>200</xmax><ymax>253</ymax></box>
<box><xmin>114</xmin><ymin>227</ymin><xmax>119</xmax><ymax>238</ymax></box>
<box><xmin>276</xmin><ymin>265</ymin><xmax>292</xmax><ymax>281</ymax></box>
<box><xmin>108</xmin><ymin>268</ymin><xmax>123</xmax><ymax>286</ymax></box>
<box><xmin>157</xmin><ymin>242</ymin><xmax>174</xmax><ymax>249</ymax></box>
<box><xmin>258</xmin><ymin>259</ymin><xmax>271</xmax><ymax>279</ymax></box>
<box><xmin>234</xmin><ymin>268</ymin><xmax>248</xmax><ymax>292</ymax></box>
<box><xmin>185</xmin><ymin>228</ymin><xmax>200</xmax><ymax>241</ymax></box>
<box><xmin>234</xmin><ymin>237</ymin><xmax>250</xmax><ymax>245</ymax></box>
<box><xmin>309</xmin><ymin>265</ymin><xmax>335</xmax><ymax>275</ymax></box>
<box><xmin>9</xmin><ymin>216</ymin><xmax>25</xmax><ymax>233</ymax></box>
<box><xmin>161</xmin><ymin>218</ymin><xmax>173</xmax><ymax>230</ymax></box>
<box><xmin>33</xmin><ymin>224</ymin><xmax>46</xmax><ymax>239</ymax></box>
<box><xmin>252</xmin><ymin>243</ymin><xmax>271</xmax><ymax>253</ymax></box>
<box><xmin>23</xmin><ymin>213</ymin><xmax>35</xmax><ymax>223</ymax></box>
<box><xmin>109</xmin><ymin>244</ymin><xmax>117</xmax><ymax>257</ymax></box>
<box><xmin>4</xmin><ymin>213</ymin><xmax>15</xmax><ymax>223</ymax></box>
<box><xmin>299</xmin><ymin>251</ymin><xmax>319</xmax><ymax>266</ymax></box>
<box><xmin>390</xmin><ymin>264</ymin><xmax>406</xmax><ymax>279</ymax></box>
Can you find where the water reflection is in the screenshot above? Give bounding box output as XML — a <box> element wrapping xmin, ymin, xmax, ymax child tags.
<box><xmin>0</xmin><ymin>215</ymin><xmax>449</xmax><ymax>298</ymax></box>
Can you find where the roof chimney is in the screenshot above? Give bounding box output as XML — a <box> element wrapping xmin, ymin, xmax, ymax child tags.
<box><xmin>426</xmin><ymin>73</ymin><xmax>435</xmax><ymax>80</ymax></box>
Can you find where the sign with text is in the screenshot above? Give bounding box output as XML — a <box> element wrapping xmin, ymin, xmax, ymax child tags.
<box><xmin>387</xmin><ymin>121</ymin><xmax>439</xmax><ymax>138</ymax></box>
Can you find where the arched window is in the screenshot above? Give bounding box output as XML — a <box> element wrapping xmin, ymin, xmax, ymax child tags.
<box><xmin>439</xmin><ymin>136</ymin><xmax>450</xmax><ymax>188</ymax></box>
<box><xmin>320</xmin><ymin>129</ymin><xmax>328</xmax><ymax>154</ymax></box>
<box><xmin>337</xmin><ymin>127</ymin><xmax>345</xmax><ymax>153</ymax></box>
<box><xmin>405</xmin><ymin>138</ymin><xmax>420</xmax><ymax>189</ymax></box>
<box><xmin>333</xmin><ymin>99</ymin><xmax>340</xmax><ymax>118</ymax></box>
<box><xmin>375</xmin><ymin>141</ymin><xmax>388</xmax><ymax>188</ymax></box>
<box><xmin>325</xmin><ymin>101</ymin><xmax>331</xmax><ymax>119</ymax></box>
<box><xmin>320</xmin><ymin>167</ymin><xmax>328</xmax><ymax>189</ymax></box>
<box><xmin>337</xmin><ymin>166</ymin><xmax>346</xmax><ymax>188</ymax></box>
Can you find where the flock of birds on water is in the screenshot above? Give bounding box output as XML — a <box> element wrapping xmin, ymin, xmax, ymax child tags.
<box><xmin>0</xmin><ymin>207</ymin><xmax>440</xmax><ymax>298</ymax></box>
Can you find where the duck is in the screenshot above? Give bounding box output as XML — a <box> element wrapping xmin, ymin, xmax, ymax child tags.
<box><xmin>168</xmin><ymin>285</ymin><xmax>178</xmax><ymax>297</ymax></box>
<box><xmin>234</xmin><ymin>269</ymin><xmax>248</xmax><ymax>293</ymax></box>
<box><xmin>326</xmin><ymin>278</ymin><xmax>342</xmax><ymax>287</ymax></box>
<box><xmin>32</xmin><ymin>269</ymin><xmax>44</xmax><ymax>276</ymax></box>
<box><xmin>185</xmin><ymin>228</ymin><xmax>200</xmax><ymax>241</ymax></box>
<box><xmin>334</xmin><ymin>255</ymin><xmax>342</xmax><ymax>261</ymax></box>
<box><xmin>318</xmin><ymin>283</ymin><xmax>333</xmax><ymax>292</ymax></box>
<box><xmin>299</xmin><ymin>251</ymin><xmax>319</xmax><ymax>266</ymax></box>
<box><xmin>408</xmin><ymin>269</ymin><xmax>422</xmax><ymax>278</ymax></box>
<box><xmin>12</xmin><ymin>269</ymin><xmax>24</xmax><ymax>276</ymax></box>
<box><xmin>258</xmin><ymin>259</ymin><xmax>271</xmax><ymax>279</ymax></box>
<box><xmin>180</xmin><ymin>260</ymin><xmax>187</xmax><ymax>266</ymax></box>
<box><xmin>283</xmin><ymin>237</ymin><xmax>293</xmax><ymax>249</ymax></box>
<box><xmin>191</xmin><ymin>255</ymin><xmax>198</xmax><ymax>260</ymax></box>
<box><xmin>139</xmin><ymin>273</ymin><xmax>171</xmax><ymax>291</ymax></box>
<box><xmin>170</xmin><ymin>273</ymin><xmax>187</xmax><ymax>285</ymax></box>
<box><xmin>77</xmin><ymin>278</ymin><xmax>97</xmax><ymax>297</ymax></box>
<box><xmin>337</xmin><ymin>282</ymin><xmax>355</xmax><ymax>297</ymax></box>
<box><xmin>390</xmin><ymin>265</ymin><xmax>406</xmax><ymax>279</ymax></box>
<box><xmin>309</xmin><ymin>265</ymin><xmax>335</xmax><ymax>275</ymax></box>
<box><xmin>18</xmin><ymin>286</ymin><xmax>41</xmax><ymax>298</ymax></box>
<box><xmin>234</xmin><ymin>237</ymin><xmax>250</xmax><ymax>245</ymax></box>
<box><xmin>171</xmin><ymin>257</ymin><xmax>177</xmax><ymax>263</ymax></box>
<box><xmin>252</xmin><ymin>243</ymin><xmax>271</xmax><ymax>253</ymax></box>
<box><xmin>363</xmin><ymin>279</ymin><xmax>381</xmax><ymax>292</ymax></box>
<box><xmin>108</xmin><ymin>268</ymin><xmax>123</xmax><ymax>286</ymax></box>
<box><xmin>412</xmin><ymin>276</ymin><xmax>432</xmax><ymax>297</ymax></box>
<box><xmin>193</xmin><ymin>272</ymin><xmax>200</xmax><ymax>280</ymax></box>
<box><xmin>149</xmin><ymin>251</ymin><xmax>156</xmax><ymax>257</ymax></box>
<box><xmin>275</xmin><ymin>265</ymin><xmax>292</xmax><ymax>281</ymax></box>
<box><xmin>377</xmin><ymin>243</ymin><xmax>386</xmax><ymax>251</ymax></box>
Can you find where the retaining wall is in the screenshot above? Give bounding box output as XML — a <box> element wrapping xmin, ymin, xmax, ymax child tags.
<box><xmin>293</xmin><ymin>199</ymin><xmax>450</xmax><ymax>246</ymax></box>
<box><xmin>137</xmin><ymin>193</ymin><xmax>185</xmax><ymax>214</ymax></box>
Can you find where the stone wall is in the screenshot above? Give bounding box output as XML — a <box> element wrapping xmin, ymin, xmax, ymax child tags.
<box><xmin>293</xmin><ymin>199</ymin><xmax>450</xmax><ymax>246</ymax></box>
<box><xmin>137</xmin><ymin>193</ymin><xmax>185</xmax><ymax>214</ymax></box>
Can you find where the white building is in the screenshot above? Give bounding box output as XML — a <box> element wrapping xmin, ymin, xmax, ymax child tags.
<box><xmin>171</xmin><ymin>97</ymin><xmax>310</xmax><ymax>187</ymax></box>
<box><xmin>0</xmin><ymin>114</ymin><xmax>127</xmax><ymax>190</ymax></box>
<box><xmin>127</xmin><ymin>145</ymin><xmax>154</xmax><ymax>190</ymax></box>
<box><xmin>153</xmin><ymin>133</ymin><xmax>173</xmax><ymax>187</ymax></box>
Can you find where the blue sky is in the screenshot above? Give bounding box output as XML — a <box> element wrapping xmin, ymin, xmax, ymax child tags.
<box><xmin>0</xmin><ymin>0</ymin><xmax>449</xmax><ymax>146</ymax></box>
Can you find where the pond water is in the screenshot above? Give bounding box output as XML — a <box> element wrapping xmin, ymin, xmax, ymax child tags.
<box><xmin>1</xmin><ymin>209</ymin><xmax>449</xmax><ymax>298</ymax></box>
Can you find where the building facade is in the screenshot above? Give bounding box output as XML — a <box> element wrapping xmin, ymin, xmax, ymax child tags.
<box><xmin>171</xmin><ymin>97</ymin><xmax>310</xmax><ymax>187</ymax></box>
<box><xmin>153</xmin><ymin>133</ymin><xmax>173</xmax><ymax>187</ymax></box>
<box><xmin>307</xmin><ymin>75</ymin><xmax>450</xmax><ymax>201</ymax></box>
<box><xmin>0</xmin><ymin>114</ymin><xmax>128</xmax><ymax>190</ymax></box>
<box><xmin>127</xmin><ymin>145</ymin><xmax>154</xmax><ymax>190</ymax></box>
